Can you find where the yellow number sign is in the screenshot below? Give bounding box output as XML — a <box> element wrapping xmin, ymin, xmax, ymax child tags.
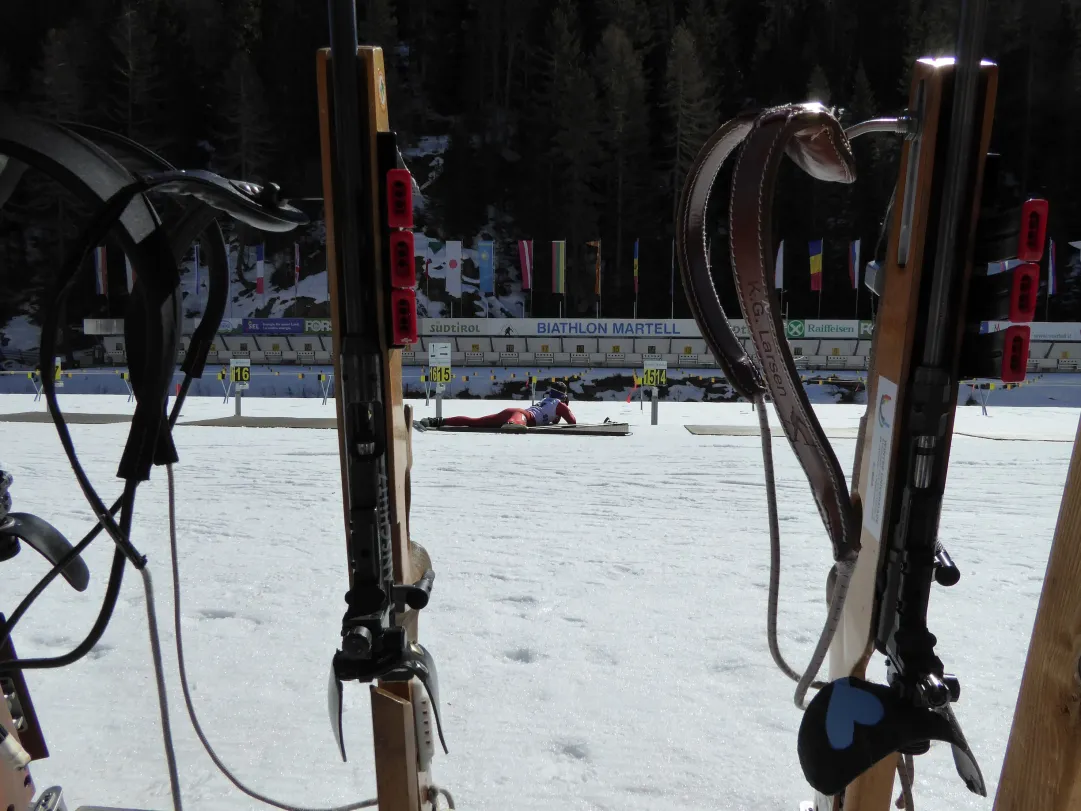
<box><xmin>231</xmin><ymin>365</ymin><xmax>251</xmax><ymax>383</ymax></box>
<box><xmin>643</xmin><ymin>367</ymin><xmax>667</xmax><ymax>387</ymax></box>
<box><xmin>430</xmin><ymin>365</ymin><xmax>452</xmax><ymax>384</ymax></box>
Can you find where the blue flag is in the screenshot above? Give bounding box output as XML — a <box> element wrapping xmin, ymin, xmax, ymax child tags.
<box><xmin>477</xmin><ymin>240</ymin><xmax>495</xmax><ymax>294</ymax></box>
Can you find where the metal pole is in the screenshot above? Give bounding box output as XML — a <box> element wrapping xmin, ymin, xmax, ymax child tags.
<box><xmin>436</xmin><ymin>392</ymin><xmax>443</xmax><ymax>422</ymax></box>
<box><xmin>650</xmin><ymin>386</ymin><xmax>659</xmax><ymax>426</ymax></box>
<box><xmin>234</xmin><ymin>388</ymin><xmax>242</xmax><ymax>417</ymax></box>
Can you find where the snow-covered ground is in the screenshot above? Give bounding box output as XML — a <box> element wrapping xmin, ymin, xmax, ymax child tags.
<box><xmin>1</xmin><ymin>396</ymin><xmax>1075</xmax><ymax>811</ymax></box>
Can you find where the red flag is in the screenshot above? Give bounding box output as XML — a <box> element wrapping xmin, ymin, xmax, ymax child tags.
<box><xmin>256</xmin><ymin>244</ymin><xmax>265</xmax><ymax>296</ymax></box>
<box><xmin>518</xmin><ymin>239</ymin><xmax>533</xmax><ymax>290</ymax></box>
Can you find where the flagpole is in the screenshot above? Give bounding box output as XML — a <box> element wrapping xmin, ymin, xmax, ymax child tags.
<box><xmin>669</xmin><ymin>238</ymin><xmax>675</xmax><ymax>320</ymax></box>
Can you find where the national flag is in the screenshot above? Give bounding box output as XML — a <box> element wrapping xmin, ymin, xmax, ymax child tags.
<box><xmin>774</xmin><ymin>240</ymin><xmax>784</xmax><ymax>289</ymax></box>
<box><xmin>633</xmin><ymin>239</ymin><xmax>639</xmax><ymax>294</ymax></box>
<box><xmin>255</xmin><ymin>244</ymin><xmax>265</xmax><ymax>296</ymax></box>
<box><xmin>849</xmin><ymin>239</ymin><xmax>861</xmax><ymax>289</ymax></box>
<box><xmin>518</xmin><ymin>239</ymin><xmax>533</xmax><ymax>290</ymax></box>
<box><xmin>809</xmin><ymin>239</ymin><xmax>823</xmax><ymax>292</ymax></box>
<box><xmin>477</xmin><ymin>240</ymin><xmax>495</xmax><ymax>294</ymax></box>
<box><xmin>587</xmin><ymin>239</ymin><xmax>601</xmax><ymax>295</ymax></box>
<box><xmin>1048</xmin><ymin>238</ymin><xmax>1057</xmax><ymax>296</ymax></box>
<box><xmin>93</xmin><ymin>245</ymin><xmax>108</xmax><ymax>296</ymax></box>
<box><xmin>552</xmin><ymin>240</ymin><xmax>566</xmax><ymax>295</ymax></box>
<box><xmin>445</xmin><ymin>240</ymin><xmax>463</xmax><ymax>298</ymax></box>
<box><xmin>193</xmin><ymin>243</ymin><xmax>200</xmax><ymax>298</ymax></box>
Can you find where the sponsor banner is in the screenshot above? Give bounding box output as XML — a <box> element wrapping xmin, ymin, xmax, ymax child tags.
<box><xmin>783</xmin><ymin>319</ymin><xmax>871</xmax><ymax>340</ymax></box>
<box><xmin>224</xmin><ymin>317</ymin><xmax>1081</xmax><ymax>343</ymax></box>
<box><xmin>980</xmin><ymin>321</ymin><xmax>1081</xmax><ymax>342</ymax></box>
<box><xmin>419</xmin><ymin>318</ymin><xmax>703</xmax><ymax>338</ymax></box>
<box><xmin>243</xmin><ymin>317</ymin><xmax>306</xmax><ymax>334</ymax></box>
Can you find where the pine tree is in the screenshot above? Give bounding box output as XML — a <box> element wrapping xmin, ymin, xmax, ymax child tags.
<box><xmin>595</xmin><ymin>25</ymin><xmax>650</xmax><ymax>297</ymax></box>
<box><xmin>662</xmin><ymin>25</ymin><xmax>716</xmax><ymax>229</ymax></box>
<box><xmin>29</xmin><ymin>26</ymin><xmax>88</xmax><ymax>122</ymax></box>
<box><xmin>357</xmin><ymin>0</ymin><xmax>403</xmax><ymax>126</ymax></box>
<box><xmin>215</xmin><ymin>50</ymin><xmax>276</xmax><ymax>182</ymax></box>
<box><xmin>19</xmin><ymin>25</ymin><xmax>95</xmax><ymax>322</ymax></box>
<box><xmin>807</xmin><ymin>64</ymin><xmax>831</xmax><ymax>105</ymax></box>
<box><xmin>542</xmin><ymin>0</ymin><xmax>602</xmax><ymax>310</ymax></box>
<box><xmin>110</xmin><ymin>1</ymin><xmax>169</xmax><ymax>152</ymax></box>
<box><xmin>597</xmin><ymin>0</ymin><xmax>654</xmax><ymax>53</ymax></box>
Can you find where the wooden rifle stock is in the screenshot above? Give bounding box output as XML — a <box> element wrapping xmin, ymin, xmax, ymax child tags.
<box><xmin>316</xmin><ymin>38</ymin><xmax>434</xmax><ymax>810</ymax></box>
<box><xmin>821</xmin><ymin>56</ymin><xmax>999</xmax><ymax>811</ymax></box>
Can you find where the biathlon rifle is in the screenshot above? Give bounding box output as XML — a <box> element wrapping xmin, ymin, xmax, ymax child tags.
<box><xmin>677</xmin><ymin>0</ymin><xmax>1047</xmax><ymax>809</ymax></box>
<box><xmin>317</xmin><ymin>2</ymin><xmax>450</xmax><ymax>810</ymax></box>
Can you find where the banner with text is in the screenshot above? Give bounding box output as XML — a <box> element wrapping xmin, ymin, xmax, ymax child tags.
<box><xmin>221</xmin><ymin>317</ymin><xmax>1081</xmax><ymax>343</ymax></box>
<box><xmin>980</xmin><ymin>322</ymin><xmax>1081</xmax><ymax>342</ymax></box>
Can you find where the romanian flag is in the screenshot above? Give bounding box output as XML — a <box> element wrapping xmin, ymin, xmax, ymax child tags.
<box><xmin>587</xmin><ymin>239</ymin><xmax>601</xmax><ymax>295</ymax></box>
<box><xmin>849</xmin><ymin>239</ymin><xmax>861</xmax><ymax>289</ymax></box>
<box><xmin>552</xmin><ymin>240</ymin><xmax>566</xmax><ymax>295</ymax></box>
<box><xmin>633</xmin><ymin>238</ymin><xmax>639</xmax><ymax>294</ymax></box>
<box><xmin>255</xmin><ymin>243</ymin><xmax>265</xmax><ymax>296</ymax></box>
<box><xmin>809</xmin><ymin>239</ymin><xmax>823</xmax><ymax>292</ymax></box>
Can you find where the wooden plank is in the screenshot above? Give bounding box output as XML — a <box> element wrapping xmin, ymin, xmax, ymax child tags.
<box><xmin>371</xmin><ymin>685</ymin><xmax>422</xmax><ymax>811</ymax></box>
<box><xmin>992</xmin><ymin>416</ymin><xmax>1081</xmax><ymax>811</ymax></box>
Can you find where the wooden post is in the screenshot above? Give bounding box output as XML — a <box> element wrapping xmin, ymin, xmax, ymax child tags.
<box><xmin>992</xmin><ymin>416</ymin><xmax>1081</xmax><ymax>811</ymax></box>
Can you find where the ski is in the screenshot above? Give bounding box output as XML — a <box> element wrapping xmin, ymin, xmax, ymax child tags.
<box><xmin>316</xmin><ymin>2</ymin><xmax>445</xmax><ymax>810</ymax></box>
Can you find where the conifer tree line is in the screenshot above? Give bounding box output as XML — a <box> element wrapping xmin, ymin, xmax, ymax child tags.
<box><xmin>2</xmin><ymin>0</ymin><xmax>1079</xmax><ymax>327</ymax></box>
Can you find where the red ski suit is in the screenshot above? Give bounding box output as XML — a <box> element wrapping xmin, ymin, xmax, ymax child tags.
<box><xmin>441</xmin><ymin>401</ymin><xmax>576</xmax><ymax>428</ymax></box>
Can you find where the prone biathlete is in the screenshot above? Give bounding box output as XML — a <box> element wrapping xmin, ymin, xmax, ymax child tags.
<box><xmin>419</xmin><ymin>381</ymin><xmax>577</xmax><ymax>429</ymax></box>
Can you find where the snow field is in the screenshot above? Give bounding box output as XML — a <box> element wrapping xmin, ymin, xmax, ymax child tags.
<box><xmin>0</xmin><ymin>396</ymin><xmax>1076</xmax><ymax>810</ymax></box>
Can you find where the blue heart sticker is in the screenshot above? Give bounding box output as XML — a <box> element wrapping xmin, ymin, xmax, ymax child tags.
<box><xmin>825</xmin><ymin>678</ymin><xmax>885</xmax><ymax>749</ymax></box>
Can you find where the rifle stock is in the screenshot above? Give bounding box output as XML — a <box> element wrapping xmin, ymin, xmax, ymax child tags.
<box><xmin>317</xmin><ymin>26</ymin><xmax>436</xmax><ymax>810</ymax></box>
<box><xmin>817</xmin><ymin>54</ymin><xmax>999</xmax><ymax>811</ymax></box>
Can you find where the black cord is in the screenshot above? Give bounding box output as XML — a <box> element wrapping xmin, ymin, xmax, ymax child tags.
<box><xmin>37</xmin><ymin>181</ymin><xmax>151</xmax><ymax>564</ymax></box>
<box><xmin>0</xmin><ymin>375</ymin><xmax>194</xmax><ymax>647</ymax></box>
<box><xmin>1</xmin><ymin>483</ymin><xmax>136</xmax><ymax>670</ymax></box>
